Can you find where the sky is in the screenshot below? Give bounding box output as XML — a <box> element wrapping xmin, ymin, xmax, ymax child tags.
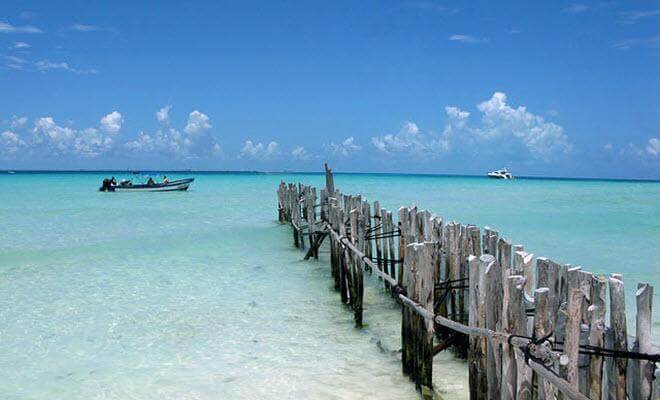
<box><xmin>0</xmin><ymin>0</ymin><xmax>659</xmax><ymax>179</ymax></box>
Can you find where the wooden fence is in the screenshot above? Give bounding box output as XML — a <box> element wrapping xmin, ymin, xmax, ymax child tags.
<box><xmin>276</xmin><ymin>164</ymin><xmax>659</xmax><ymax>400</ymax></box>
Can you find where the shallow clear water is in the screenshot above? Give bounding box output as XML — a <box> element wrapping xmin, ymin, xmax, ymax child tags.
<box><xmin>0</xmin><ymin>172</ymin><xmax>658</xmax><ymax>399</ymax></box>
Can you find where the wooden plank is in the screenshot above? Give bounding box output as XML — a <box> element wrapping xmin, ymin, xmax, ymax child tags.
<box><xmin>514</xmin><ymin>277</ymin><xmax>533</xmax><ymax>400</ymax></box>
<box><xmin>515</xmin><ymin>250</ymin><xmax>534</xmax><ymax>297</ymax></box>
<box><xmin>362</xmin><ymin>201</ymin><xmax>372</xmax><ymax>269</ymax></box>
<box><xmin>576</xmin><ymin>270</ymin><xmax>593</xmax><ymax>395</ymax></box>
<box><xmin>484</xmin><ymin>254</ymin><xmax>501</xmax><ymax>400</ymax></box>
<box><xmin>534</xmin><ymin>287</ymin><xmax>554</xmax><ymax>400</ymax></box>
<box><xmin>501</xmin><ymin>275</ymin><xmax>526</xmax><ymax>400</ymax></box>
<box><xmin>608</xmin><ymin>276</ymin><xmax>627</xmax><ymax>400</ymax></box>
<box><xmin>324</xmin><ymin>162</ymin><xmax>335</xmax><ymax>195</ymax></box>
<box><xmin>337</xmin><ymin>208</ymin><xmax>349</xmax><ymax>304</ymax></box>
<box><xmin>401</xmin><ymin>237</ymin><xmax>415</xmax><ymax>376</ymax></box>
<box><xmin>417</xmin><ymin>241</ymin><xmax>436</xmax><ymax>394</ymax></box>
<box><xmin>636</xmin><ymin>283</ymin><xmax>654</xmax><ymax>400</ymax></box>
<box><xmin>588</xmin><ymin>275</ymin><xmax>606</xmax><ymax>400</ymax></box>
<box><xmin>349</xmin><ymin>208</ymin><xmax>363</xmax><ymax>327</ymax></box>
<box><xmin>386</xmin><ymin>210</ymin><xmax>397</xmax><ymax>287</ymax></box>
<box><xmin>373</xmin><ymin>202</ymin><xmax>383</xmax><ymax>280</ymax></box>
<box><xmin>560</xmin><ymin>288</ymin><xmax>583</xmax><ymax>391</ymax></box>
<box><xmin>468</xmin><ymin>254</ymin><xmax>486</xmax><ymax>400</ymax></box>
<box><xmin>447</xmin><ymin>222</ymin><xmax>460</xmax><ymax>323</ymax></box>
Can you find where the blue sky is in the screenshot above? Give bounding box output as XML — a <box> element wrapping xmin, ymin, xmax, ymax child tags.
<box><xmin>1</xmin><ymin>1</ymin><xmax>659</xmax><ymax>179</ymax></box>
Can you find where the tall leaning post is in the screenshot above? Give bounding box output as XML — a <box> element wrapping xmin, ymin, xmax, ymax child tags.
<box><xmin>636</xmin><ymin>283</ymin><xmax>654</xmax><ymax>400</ymax></box>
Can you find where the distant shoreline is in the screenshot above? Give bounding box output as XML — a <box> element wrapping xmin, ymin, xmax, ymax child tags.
<box><xmin>1</xmin><ymin>169</ymin><xmax>659</xmax><ymax>183</ymax></box>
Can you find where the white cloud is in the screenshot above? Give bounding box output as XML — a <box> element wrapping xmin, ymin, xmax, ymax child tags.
<box><xmin>0</xmin><ymin>130</ymin><xmax>27</xmax><ymax>154</ymax></box>
<box><xmin>474</xmin><ymin>92</ymin><xmax>571</xmax><ymax>157</ymax></box>
<box><xmin>35</xmin><ymin>60</ymin><xmax>97</xmax><ymax>74</ymax></box>
<box><xmin>31</xmin><ymin>114</ymin><xmax>121</xmax><ymax>156</ymax></box>
<box><xmin>614</xmin><ymin>35</ymin><xmax>660</xmax><ymax>50</ymax></box>
<box><xmin>100</xmin><ymin>111</ymin><xmax>123</xmax><ymax>134</ymax></box>
<box><xmin>619</xmin><ymin>143</ymin><xmax>644</xmax><ymax>157</ymax></box>
<box><xmin>4</xmin><ymin>55</ymin><xmax>27</xmax><ymax>64</ymax></box>
<box><xmin>67</xmin><ymin>24</ymin><xmax>100</xmax><ymax>32</ymax></box>
<box><xmin>621</xmin><ymin>10</ymin><xmax>660</xmax><ymax>24</ymax></box>
<box><xmin>10</xmin><ymin>116</ymin><xmax>28</xmax><ymax>128</ymax></box>
<box><xmin>603</xmin><ymin>143</ymin><xmax>613</xmax><ymax>151</ymax></box>
<box><xmin>184</xmin><ymin>110</ymin><xmax>211</xmax><ymax>135</ymax></box>
<box><xmin>443</xmin><ymin>106</ymin><xmax>470</xmax><ymax>136</ymax></box>
<box><xmin>240</xmin><ymin>140</ymin><xmax>278</xmax><ymax>159</ymax></box>
<box><xmin>646</xmin><ymin>138</ymin><xmax>660</xmax><ymax>156</ymax></box>
<box><xmin>125</xmin><ymin>128</ymin><xmax>184</xmax><ymax>154</ymax></box>
<box><xmin>125</xmin><ymin>110</ymin><xmax>220</xmax><ymax>158</ymax></box>
<box><xmin>0</xmin><ymin>22</ymin><xmax>42</xmax><ymax>34</ymax></box>
<box><xmin>291</xmin><ymin>146</ymin><xmax>312</xmax><ymax>160</ymax></box>
<box><xmin>448</xmin><ymin>34</ymin><xmax>488</xmax><ymax>44</ymax></box>
<box><xmin>13</xmin><ymin>41</ymin><xmax>30</xmax><ymax>49</ymax></box>
<box><xmin>563</xmin><ymin>4</ymin><xmax>588</xmax><ymax>13</ymax></box>
<box><xmin>372</xmin><ymin>121</ymin><xmax>450</xmax><ymax>155</ymax></box>
<box><xmin>328</xmin><ymin>136</ymin><xmax>361</xmax><ymax>156</ymax></box>
<box><xmin>33</xmin><ymin>117</ymin><xmax>76</xmax><ymax>150</ymax></box>
<box><xmin>156</xmin><ymin>105</ymin><xmax>171</xmax><ymax>123</ymax></box>
<box><xmin>371</xmin><ymin>92</ymin><xmax>571</xmax><ymax>161</ymax></box>
<box><xmin>73</xmin><ymin>127</ymin><xmax>114</xmax><ymax>157</ymax></box>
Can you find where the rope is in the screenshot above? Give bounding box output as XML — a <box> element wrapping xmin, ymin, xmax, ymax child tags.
<box><xmin>552</xmin><ymin>341</ymin><xmax>660</xmax><ymax>363</ymax></box>
<box><xmin>365</xmin><ymin>223</ymin><xmax>383</xmax><ymax>234</ymax></box>
<box><xmin>364</xmin><ymin>230</ymin><xmax>401</xmax><ymax>241</ymax></box>
<box><xmin>368</xmin><ymin>256</ymin><xmax>404</xmax><ymax>264</ymax></box>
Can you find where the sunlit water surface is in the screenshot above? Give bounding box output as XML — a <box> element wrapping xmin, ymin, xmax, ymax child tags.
<box><xmin>0</xmin><ymin>172</ymin><xmax>657</xmax><ymax>399</ymax></box>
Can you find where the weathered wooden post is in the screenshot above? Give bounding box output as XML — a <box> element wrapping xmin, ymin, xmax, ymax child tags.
<box><xmin>329</xmin><ymin>199</ymin><xmax>339</xmax><ymax>285</ymax></box>
<box><xmin>386</xmin><ymin>211</ymin><xmax>397</xmax><ymax>285</ymax></box>
<box><xmin>484</xmin><ymin>254</ymin><xmax>502</xmax><ymax>399</ymax></box>
<box><xmin>337</xmin><ymin>208</ymin><xmax>349</xmax><ymax>304</ymax></box>
<box><xmin>468</xmin><ymin>255</ymin><xmax>486</xmax><ymax>400</ymax></box>
<box><xmin>501</xmin><ymin>274</ymin><xmax>526</xmax><ymax>400</ymax></box>
<box><xmin>324</xmin><ymin>162</ymin><xmax>335</xmax><ymax>196</ymax></box>
<box><xmin>373</xmin><ymin>202</ymin><xmax>383</xmax><ymax>278</ymax></box>
<box><xmin>534</xmin><ymin>287</ymin><xmax>554</xmax><ymax>400</ymax></box>
<box><xmin>447</xmin><ymin>222</ymin><xmax>460</xmax><ymax>324</ymax></box>
<box><xmin>636</xmin><ymin>283</ymin><xmax>654</xmax><ymax>400</ymax></box>
<box><xmin>561</xmin><ymin>288</ymin><xmax>584</xmax><ymax>392</ymax></box>
<box><xmin>408</xmin><ymin>241</ymin><xmax>436</xmax><ymax>397</ymax></box>
<box><xmin>349</xmin><ymin>208</ymin><xmax>363</xmax><ymax>327</ymax></box>
<box><xmin>609</xmin><ymin>276</ymin><xmax>627</xmax><ymax>400</ymax></box>
<box><xmin>588</xmin><ymin>275</ymin><xmax>606</xmax><ymax>400</ymax></box>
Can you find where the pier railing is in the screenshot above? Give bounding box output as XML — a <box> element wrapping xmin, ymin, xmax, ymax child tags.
<box><xmin>276</xmin><ymin>164</ymin><xmax>659</xmax><ymax>400</ymax></box>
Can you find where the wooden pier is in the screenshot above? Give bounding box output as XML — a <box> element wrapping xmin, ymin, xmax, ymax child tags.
<box><xmin>276</xmin><ymin>164</ymin><xmax>659</xmax><ymax>400</ymax></box>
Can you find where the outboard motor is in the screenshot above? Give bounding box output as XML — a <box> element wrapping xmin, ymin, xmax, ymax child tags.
<box><xmin>99</xmin><ymin>177</ymin><xmax>117</xmax><ymax>192</ymax></box>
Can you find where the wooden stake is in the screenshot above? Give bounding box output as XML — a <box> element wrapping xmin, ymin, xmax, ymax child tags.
<box><xmin>608</xmin><ymin>276</ymin><xmax>627</xmax><ymax>400</ymax></box>
<box><xmin>484</xmin><ymin>255</ymin><xmax>501</xmax><ymax>399</ymax></box>
<box><xmin>636</xmin><ymin>283</ymin><xmax>654</xmax><ymax>400</ymax></box>
<box><xmin>534</xmin><ymin>287</ymin><xmax>554</xmax><ymax>400</ymax></box>
<box><xmin>588</xmin><ymin>275</ymin><xmax>606</xmax><ymax>400</ymax></box>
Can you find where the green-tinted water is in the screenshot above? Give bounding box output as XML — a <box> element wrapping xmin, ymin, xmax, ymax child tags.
<box><xmin>0</xmin><ymin>172</ymin><xmax>658</xmax><ymax>399</ymax></box>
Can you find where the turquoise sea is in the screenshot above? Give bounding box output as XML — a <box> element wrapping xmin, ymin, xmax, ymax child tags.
<box><xmin>0</xmin><ymin>172</ymin><xmax>658</xmax><ymax>399</ymax></box>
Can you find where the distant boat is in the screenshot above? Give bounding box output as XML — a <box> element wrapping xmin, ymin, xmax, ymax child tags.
<box><xmin>99</xmin><ymin>177</ymin><xmax>194</xmax><ymax>192</ymax></box>
<box><xmin>487</xmin><ymin>168</ymin><xmax>513</xmax><ymax>180</ymax></box>
<box><xmin>7</xmin><ymin>171</ymin><xmax>15</xmax><ymax>174</ymax></box>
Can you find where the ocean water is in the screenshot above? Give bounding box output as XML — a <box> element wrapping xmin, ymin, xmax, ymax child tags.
<box><xmin>0</xmin><ymin>172</ymin><xmax>658</xmax><ymax>399</ymax></box>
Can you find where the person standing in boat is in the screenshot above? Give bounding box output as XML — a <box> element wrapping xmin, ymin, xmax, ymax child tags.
<box><xmin>162</xmin><ymin>176</ymin><xmax>169</xmax><ymax>184</ymax></box>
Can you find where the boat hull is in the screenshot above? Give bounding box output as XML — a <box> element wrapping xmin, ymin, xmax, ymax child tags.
<box><xmin>105</xmin><ymin>178</ymin><xmax>194</xmax><ymax>192</ymax></box>
<box><xmin>487</xmin><ymin>174</ymin><xmax>511</xmax><ymax>179</ymax></box>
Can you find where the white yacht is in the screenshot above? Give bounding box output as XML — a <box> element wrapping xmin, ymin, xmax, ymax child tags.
<box><xmin>487</xmin><ymin>168</ymin><xmax>513</xmax><ymax>180</ymax></box>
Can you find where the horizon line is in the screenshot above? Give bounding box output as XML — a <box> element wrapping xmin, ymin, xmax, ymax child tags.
<box><xmin>1</xmin><ymin>169</ymin><xmax>658</xmax><ymax>183</ymax></box>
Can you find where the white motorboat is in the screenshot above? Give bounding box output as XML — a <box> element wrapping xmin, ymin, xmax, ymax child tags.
<box><xmin>487</xmin><ymin>168</ymin><xmax>513</xmax><ymax>180</ymax></box>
